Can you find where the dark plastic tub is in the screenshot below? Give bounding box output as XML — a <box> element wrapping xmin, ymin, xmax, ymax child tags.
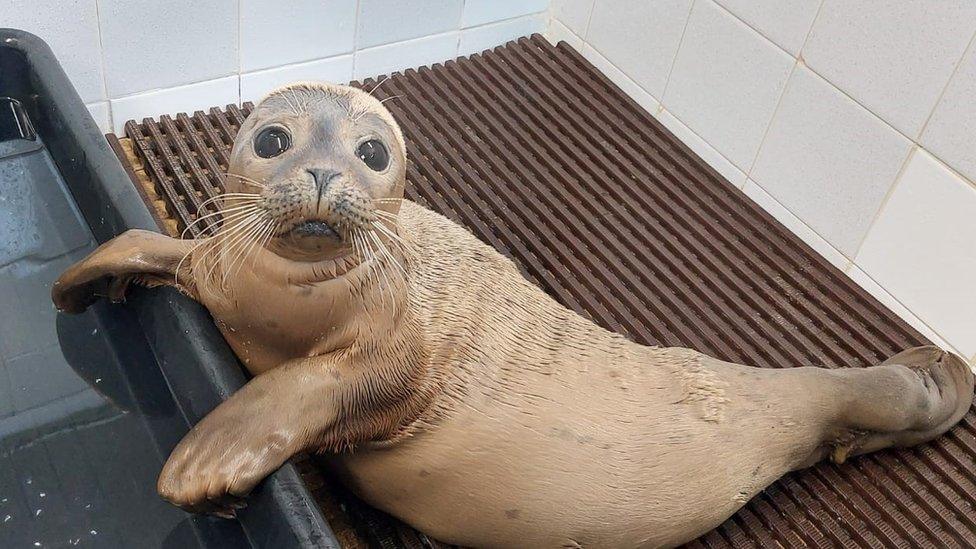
<box><xmin>0</xmin><ymin>29</ymin><xmax>338</xmax><ymax>549</ymax></box>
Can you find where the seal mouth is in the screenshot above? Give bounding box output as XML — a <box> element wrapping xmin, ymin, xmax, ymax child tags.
<box><xmin>288</xmin><ymin>220</ymin><xmax>340</xmax><ymax>239</ymax></box>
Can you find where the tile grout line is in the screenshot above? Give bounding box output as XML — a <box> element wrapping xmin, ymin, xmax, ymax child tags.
<box><xmin>743</xmin><ymin>0</ymin><xmax>824</xmax><ymax>177</ymax></box>
<box><xmin>914</xmin><ymin>25</ymin><xmax>976</xmax><ymax>142</ymax></box>
<box><xmin>465</xmin><ymin>11</ymin><xmax>549</xmax><ymax>32</ymax></box>
<box><xmin>850</xmin><ymin>258</ymin><xmax>967</xmax><ymax>360</ymax></box>
<box><xmin>242</xmin><ymin>53</ymin><xmax>355</xmax><ymax>79</ymax></box>
<box><xmin>743</xmin><ymin>60</ymin><xmax>797</xmax><ymax>177</ymax></box>
<box><xmin>582</xmin><ymin>0</ymin><xmax>597</xmax><ymax>39</ymax></box>
<box><xmin>659</xmin><ymin>0</ymin><xmax>696</xmax><ymax>105</ymax></box>
<box><xmin>236</xmin><ymin>0</ymin><xmax>242</xmax><ymax>105</ymax></box>
<box><xmin>796</xmin><ymin>0</ymin><xmax>826</xmax><ymax>55</ymax></box>
<box><xmin>456</xmin><ymin>0</ymin><xmax>465</xmax><ymax>56</ymax></box>
<box><xmin>846</xmin><ymin>146</ymin><xmax>918</xmax><ymax>263</ymax></box>
<box><xmin>351</xmin><ymin>0</ymin><xmax>361</xmax><ymax>79</ymax></box>
<box><xmin>92</xmin><ymin>0</ymin><xmax>113</xmax><ymax>132</ymax></box>
<box><xmin>708</xmin><ymin>0</ymin><xmax>814</xmax><ymax>59</ymax></box>
<box><xmin>793</xmin><ymin>60</ymin><xmax>972</xmax><ymax>185</ymax></box>
<box><xmin>110</xmin><ymin>74</ymin><xmax>242</xmax><ymax>102</ymax></box>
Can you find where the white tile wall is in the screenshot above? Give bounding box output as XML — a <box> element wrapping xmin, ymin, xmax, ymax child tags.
<box><xmin>3</xmin><ymin>1</ymin><xmax>547</xmax><ymax>134</ymax></box>
<box><xmin>546</xmin><ymin>18</ymin><xmax>584</xmax><ymax>50</ymax></box>
<box><xmin>240</xmin><ymin>0</ymin><xmax>356</xmax><ymax>72</ymax></box>
<box><xmin>0</xmin><ymin>0</ymin><xmax>106</xmax><ymax>103</ymax></box>
<box><xmin>110</xmin><ymin>76</ymin><xmax>240</xmax><ymax>130</ymax></box>
<box><xmin>664</xmin><ymin>0</ymin><xmax>794</xmax><ymax>169</ymax></box>
<box><xmin>803</xmin><ymin>0</ymin><xmax>976</xmax><ymax>137</ymax></box>
<box><xmin>751</xmin><ymin>65</ymin><xmax>912</xmax><ymax>256</ymax></box>
<box><xmin>241</xmin><ymin>56</ymin><xmax>354</xmax><ymax>104</ymax></box>
<box><xmin>462</xmin><ymin>0</ymin><xmax>548</xmax><ymax>28</ymax></box>
<box><xmin>98</xmin><ymin>0</ymin><xmax>239</xmax><ymax>97</ymax></box>
<box><xmin>921</xmin><ymin>40</ymin><xmax>976</xmax><ymax>182</ymax></box>
<box><xmin>550</xmin><ymin>0</ymin><xmax>594</xmax><ymax>36</ymax></box>
<box><xmin>579</xmin><ymin>45</ymin><xmax>659</xmax><ymax>114</ymax></box>
<box><xmin>356</xmin><ymin>0</ymin><xmax>462</xmax><ymax>48</ymax></box>
<box><xmin>856</xmin><ymin>150</ymin><xmax>976</xmax><ymax>358</ymax></box>
<box><xmin>586</xmin><ymin>0</ymin><xmax>692</xmax><ymax>99</ymax></box>
<box><xmin>354</xmin><ymin>32</ymin><xmax>459</xmax><ymax>80</ymax></box>
<box><xmin>460</xmin><ymin>14</ymin><xmax>547</xmax><ymax>57</ymax></box>
<box><xmin>711</xmin><ymin>0</ymin><xmax>820</xmax><ymax>55</ymax></box>
<box><xmin>548</xmin><ymin>1</ymin><xmax>976</xmax><ymax>365</ymax></box>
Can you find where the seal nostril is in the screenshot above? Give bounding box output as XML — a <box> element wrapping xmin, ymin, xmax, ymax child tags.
<box><xmin>307</xmin><ymin>168</ymin><xmax>342</xmax><ymax>194</ymax></box>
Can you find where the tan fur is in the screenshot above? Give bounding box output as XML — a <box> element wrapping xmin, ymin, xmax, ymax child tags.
<box><xmin>52</xmin><ymin>83</ymin><xmax>974</xmax><ymax>548</ymax></box>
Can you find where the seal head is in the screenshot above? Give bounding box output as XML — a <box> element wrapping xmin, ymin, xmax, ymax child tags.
<box><xmin>222</xmin><ymin>82</ymin><xmax>407</xmax><ymax>267</ymax></box>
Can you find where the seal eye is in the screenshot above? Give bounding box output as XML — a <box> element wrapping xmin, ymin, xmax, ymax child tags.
<box><xmin>254</xmin><ymin>126</ymin><xmax>291</xmax><ymax>158</ymax></box>
<box><xmin>356</xmin><ymin>139</ymin><xmax>389</xmax><ymax>171</ymax></box>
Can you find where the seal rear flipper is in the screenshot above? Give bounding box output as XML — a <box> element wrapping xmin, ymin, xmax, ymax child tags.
<box><xmin>828</xmin><ymin>346</ymin><xmax>974</xmax><ymax>463</ymax></box>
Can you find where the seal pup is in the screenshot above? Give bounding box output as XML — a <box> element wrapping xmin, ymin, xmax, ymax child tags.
<box><xmin>52</xmin><ymin>82</ymin><xmax>974</xmax><ymax>548</ymax></box>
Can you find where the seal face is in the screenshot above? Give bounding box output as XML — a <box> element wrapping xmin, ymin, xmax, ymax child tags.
<box><xmin>213</xmin><ymin>81</ymin><xmax>407</xmax><ymax>270</ymax></box>
<box><xmin>180</xmin><ymin>82</ymin><xmax>413</xmax><ymax>374</ymax></box>
<box><xmin>49</xmin><ymin>81</ymin><xmax>975</xmax><ymax>547</ymax></box>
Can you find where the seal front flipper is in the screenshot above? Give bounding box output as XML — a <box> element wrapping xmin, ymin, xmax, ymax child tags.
<box><xmin>52</xmin><ymin>228</ymin><xmax>195</xmax><ymax>313</ymax></box>
<box><xmin>157</xmin><ymin>356</ymin><xmax>342</xmax><ymax>516</ymax></box>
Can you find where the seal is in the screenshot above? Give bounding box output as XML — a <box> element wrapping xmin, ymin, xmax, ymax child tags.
<box><xmin>52</xmin><ymin>82</ymin><xmax>974</xmax><ymax>548</ymax></box>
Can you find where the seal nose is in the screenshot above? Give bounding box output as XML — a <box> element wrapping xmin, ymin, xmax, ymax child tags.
<box><xmin>307</xmin><ymin>168</ymin><xmax>341</xmax><ymax>195</ymax></box>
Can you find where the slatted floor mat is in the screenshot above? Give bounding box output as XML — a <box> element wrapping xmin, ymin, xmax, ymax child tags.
<box><xmin>106</xmin><ymin>35</ymin><xmax>976</xmax><ymax>548</ymax></box>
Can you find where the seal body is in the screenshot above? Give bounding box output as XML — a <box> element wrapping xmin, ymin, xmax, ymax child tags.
<box><xmin>51</xmin><ymin>82</ymin><xmax>974</xmax><ymax>548</ymax></box>
<box><xmin>198</xmin><ymin>200</ymin><xmax>974</xmax><ymax>548</ymax></box>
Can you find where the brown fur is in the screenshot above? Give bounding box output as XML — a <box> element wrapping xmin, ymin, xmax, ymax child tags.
<box><xmin>52</xmin><ymin>83</ymin><xmax>974</xmax><ymax>548</ymax></box>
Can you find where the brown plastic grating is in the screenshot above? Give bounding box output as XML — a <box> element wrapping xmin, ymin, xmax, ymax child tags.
<box><xmin>106</xmin><ymin>35</ymin><xmax>976</xmax><ymax>548</ymax></box>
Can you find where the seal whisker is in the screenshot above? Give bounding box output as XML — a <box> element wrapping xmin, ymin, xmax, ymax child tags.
<box><xmin>221</xmin><ymin>215</ymin><xmax>274</xmax><ymax>287</ymax></box>
<box><xmin>197</xmin><ymin>192</ymin><xmax>262</xmax><ymax>210</ymax></box>
<box><xmin>355</xmin><ymin>229</ymin><xmax>382</xmax><ymax>303</ymax></box>
<box><xmin>194</xmin><ymin>198</ymin><xmax>261</xmax><ymax>218</ymax></box>
<box><xmin>288</xmin><ymin>88</ymin><xmax>307</xmax><ymax>115</ymax></box>
<box><xmin>192</xmin><ymin>207</ymin><xmax>263</xmax><ymax>241</ymax></box>
<box><xmin>224</xmin><ymin>172</ymin><xmax>270</xmax><ymax>189</ymax></box>
<box><xmin>251</xmin><ymin>220</ymin><xmax>279</xmax><ymax>270</ymax></box>
<box><xmin>277</xmin><ymin>88</ymin><xmax>302</xmax><ymax>116</ymax></box>
<box><xmin>350</xmin><ymin>229</ymin><xmax>377</xmax><ymax>308</ymax></box>
<box><xmin>201</xmin><ymin>214</ymin><xmax>267</xmax><ymax>288</ymax></box>
<box><xmin>367</xmin><ymin>75</ymin><xmax>391</xmax><ymax>98</ymax></box>
<box><xmin>174</xmin><ymin>233</ymin><xmax>218</xmax><ymax>287</ymax></box>
<box><xmin>173</xmin><ymin>210</ymin><xmax>262</xmax><ymax>287</ymax></box>
<box><xmin>200</xmin><ymin>214</ymin><xmax>262</xmax><ymax>273</ymax></box>
<box><xmin>193</xmin><ymin>193</ymin><xmax>261</xmax><ymax>218</ymax></box>
<box><xmin>361</xmin><ymin>228</ymin><xmax>395</xmax><ymax>313</ymax></box>
<box><xmin>227</xmin><ymin>215</ymin><xmax>274</xmax><ymax>282</ymax></box>
<box><xmin>181</xmin><ymin>204</ymin><xmax>260</xmax><ymax>239</ymax></box>
<box><xmin>369</xmin><ymin>228</ymin><xmax>407</xmax><ymax>284</ymax></box>
<box><xmin>371</xmin><ymin>219</ymin><xmax>409</xmax><ymax>257</ymax></box>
